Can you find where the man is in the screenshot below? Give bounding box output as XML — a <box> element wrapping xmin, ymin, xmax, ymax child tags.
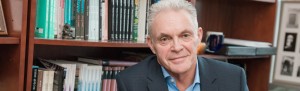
<box><xmin>284</xmin><ymin>34</ymin><xmax>296</xmax><ymax>52</ymax></box>
<box><xmin>116</xmin><ymin>0</ymin><xmax>249</xmax><ymax>91</ymax></box>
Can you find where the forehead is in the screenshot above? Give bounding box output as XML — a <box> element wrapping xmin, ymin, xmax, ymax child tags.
<box><xmin>151</xmin><ymin>9</ymin><xmax>194</xmax><ymax>36</ymax></box>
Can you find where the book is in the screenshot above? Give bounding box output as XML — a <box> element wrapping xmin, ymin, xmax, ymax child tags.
<box><xmin>214</xmin><ymin>45</ymin><xmax>276</xmax><ymax>56</ymax></box>
<box><xmin>35</xmin><ymin>0</ymin><xmax>50</xmax><ymax>38</ymax></box>
<box><xmin>37</xmin><ymin>69</ymin><xmax>44</xmax><ymax>91</ymax></box>
<box><xmin>137</xmin><ymin>0</ymin><xmax>147</xmax><ymax>42</ymax></box>
<box><xmin>216</xmin><ymin>45</ymin><xmax>257</xmax><ymax>56</ymax></box>
<box><xmin>31</xmin><ymin>66</ymin><xmax>39</xmax><ymax>91</ymax></box>
<box><xmin>255</xmin><ymin>47</ymin><xmax>277</xmax><ymax>55</ymax></box>
<box><xmin>224</xmin><ymin>38</ymin><xmax>272</xmax><ymax>47</ymax></box>
<box><xmin>38</xmin><ymin>59</ymin><xmax>65</xmax><ymax>91</ymax></box>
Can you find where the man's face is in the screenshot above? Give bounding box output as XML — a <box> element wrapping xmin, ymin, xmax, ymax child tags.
<box><xmin>147</xmin><ymin>9</ymin><xmax>203</xmax><ymax>74</ymax></box>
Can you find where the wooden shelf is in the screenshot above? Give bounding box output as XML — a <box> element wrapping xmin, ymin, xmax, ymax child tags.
<box><xmin>0</xmin><ymin>37</ymin><xmax>20</xmax><ymax>44</ymax></box>
<box><xmin>252</xmin><ymin>0</ymin><xmax>275</xmax><ymax>3</ymax></box>
<box><xmin>34</xmin><ymin>38</ymin><xmax>149</xmax><ymax>48</ymax></box>
<box><xmin>200</xmin><ymin>54</ymin><xmax>269</xmax><ymax>60</ymax></box>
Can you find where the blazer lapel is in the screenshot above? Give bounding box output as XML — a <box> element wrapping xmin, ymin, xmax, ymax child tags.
<box><xmin>198</xmin><ymin>56</ymin><xmax>218</xmax><ymax>91</ymax></box>
<box><xmin>147</xmin><ymin>57</ymin><xmax>168</xmax><ymax>91</ymax></box>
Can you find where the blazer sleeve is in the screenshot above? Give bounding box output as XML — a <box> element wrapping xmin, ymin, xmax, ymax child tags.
<box><xmin>116</xmin><ymin>74</ymin><xmax>127</xmax><ymax>91</ymax></box>
<box><xmin>240</xmin><ymin>68</ymin><xmax>249</xmax><ymax>91</ymax></box>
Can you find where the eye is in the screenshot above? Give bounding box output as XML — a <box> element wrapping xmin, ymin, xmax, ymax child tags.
<box><xmin>160</xmin><ymin>37</ymin><xmax>169</xmax><ymax>42</ymax></box>
<box><xmin>158</xmin><ymin>36</ymin><xmax>171</xmax><ymax>45</ymax></box>
<box><xmin>183</xmin><ymin>33</ymin><xmax>191</xmax><ymax>38</ymax></box>
<box><xmin>181</xmin><ymin>33</ymin><xmax>192</xmax><ymax>41</ymax></box>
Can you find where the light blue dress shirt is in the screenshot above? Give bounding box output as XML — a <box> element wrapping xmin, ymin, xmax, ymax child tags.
<box><xmin>161</xmin><ymin>60</ymin><xmax>200</xmax><ymax>91</ymax></box>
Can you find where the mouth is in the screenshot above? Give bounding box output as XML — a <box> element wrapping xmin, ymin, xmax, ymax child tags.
<box><xmin>168</xmin><ymin>55</ymin><xmax>188</xmax><ymax>63</ymax></box>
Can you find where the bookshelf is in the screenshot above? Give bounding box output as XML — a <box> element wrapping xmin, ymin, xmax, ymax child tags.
<box><xmin>0</xmin><ymin>0</ymin><xmax>28</xmax><ymax>91</ymax></box>
<box><xmin>0</xmin><ymin>37</ymin><xmax>20</xmax><ymax>44</ymax></box>
<box><xmin>24</xmin><ymin>0</ymin><xmax>276</xmax><ymax>91</ymax></box>
<box><xmin>34</xmin><ymin>39</ymin><xmax>148</xmax><ymax>48</ymax></box>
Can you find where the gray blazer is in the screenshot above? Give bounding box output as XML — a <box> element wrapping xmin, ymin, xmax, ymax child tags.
<box><xmin>116</xmin><ymin>55</ymin><xmax>249</xmax><ymax>91</ymax></box>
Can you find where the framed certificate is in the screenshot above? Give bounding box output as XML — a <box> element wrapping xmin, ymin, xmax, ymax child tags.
<box><xmin>0</xmin><ymin>0</ymin><xmax>7</xmax><ymax>35</ymax></box>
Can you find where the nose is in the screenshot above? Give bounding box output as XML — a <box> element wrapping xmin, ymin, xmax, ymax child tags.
<box><xmin>171</xmin><ymin>38</ymin><xmax>184</xmax><ymax>52</ymax></box>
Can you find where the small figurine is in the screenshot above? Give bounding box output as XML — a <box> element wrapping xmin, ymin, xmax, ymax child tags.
<box><xmin>62</xmin><ymin>24</ymin><xmax>75</xmax><ymax>39</ymax></box>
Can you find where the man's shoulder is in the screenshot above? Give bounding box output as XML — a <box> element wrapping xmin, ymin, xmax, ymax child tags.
<box><xmin>117</xmin><ymin>55</ymin><xmax>156</xmax><ymax>78</ymax></box>
<box><xmin>199</xmin><ymin>56</ymin><xmax>244</xmax><ymax>73</ymax></box>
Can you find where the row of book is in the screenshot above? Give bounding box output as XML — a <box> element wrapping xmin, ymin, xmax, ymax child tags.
<box><xmin>31</xmin><ymin>58</ymin><xmax>138</xmax><ymax>91</ymax></box>
<box><xmin>35</xmin><ymin>0</ymin><xmax>159</xmax><ymax>42</ymax></box>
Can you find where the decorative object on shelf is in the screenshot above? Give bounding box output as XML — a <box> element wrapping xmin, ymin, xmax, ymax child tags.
<box><xmin>0</xmin><ymin>0</ymin><xmax>7</xmax><ymax>35</ymax></box>
<box><xmin>274</xmin><ymin>1</ymin><xmax>300</xmax><ymax>86</ymax></box>
<box><xmin>205</xmin><ymin>31</ymin><xmax>224</xmax><ymax>53</ymax></box>
<box><xmin>62</xmin><ymin>24</ymin><xmax>75</xmax><ymax>39</ymax></box>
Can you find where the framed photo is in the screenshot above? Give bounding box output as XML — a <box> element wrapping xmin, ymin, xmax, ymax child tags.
<box><xmin>0</xmin><ymin>0</ymin><xmax>7</xmax><ymax>35</ymax></box>
<box><xmin>274</xmin><ymin>1</ymin><xmax>300</xmax><ymax>85</ymax></box>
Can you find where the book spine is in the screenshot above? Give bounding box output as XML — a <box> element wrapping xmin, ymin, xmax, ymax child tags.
<box><xmin>35</xmin><ymin>0</ymin><xmax>49</xmax><ymax>38</ymax></box>
<box><xmin>48</xmin><ymin>0</ymin><xmax>55</xmax><ymax>39</ymax></box>
<box><xmin>107</xmin><ymin>0</ymin><xmax>113</xmax><ymax>40</ymax></box>
<box><xmin>94</xmin><ymin>0</ymin><xmax>100</xmax><ymax>40</ymax></box>
<box><xmin>47</xmin><ymin>70</ymin><xmax>54</xmax><ymax>91</ymax></box>
<box><xmin>122</xmin><ymin>0</ymin><xmax>127</xmax><ymax>40</ymax></box>
<box><xmin>57</xmin><ymin>0</ymin><xmax>65</xmax><ymax>39</ymax></box>
<box><xmin>110</xmin><ymin>67</ymin><xmax>117</xmax><ymax>91</ymax></box>
<box><xmin>132</xmin><ymin>0</ymin><xmax>139</xmax><ymax>41</ymax></box>
<box><xmin>37</xmin><ymin>70</ymin><xmax>44</xmax><ymax>91</ymax></box>
<box><xmin>126</xmin><ymin>0</ymin><xmax>130</xmax><ymax>41</ymax></box>
<box><xmin>81</xmin><ymin>0</ymin><xmax>85</xmax><ymax>39</ymax></box>
<box><xmin>31</xmin><ymin>66</ymin><xmax>39</xmax><ymax>91</ymax></box>
<box><xmin>101</xmin><ymin>0</ymin><xmax>108</xmax><ymax>40</ymax></box>
<box><xmin>84</xmin><ymin>0</ymin><xmax>90</xmax><ymax>40</ymax></box>
<box><xmin>101</xmin><ymin>67</ymin><xmax>108</xmax><ymax>91</ymax></box>
<box><xmin>137</xmin><ymin>0</ymin><xmax>147</xmax><ymax>42</ymax></box>
<box><xmin>99</xmin><ymin>0</ymin><xmax>102</xmax><ymax>40</ymax></box>
<box><xmin>64</xmin><ymin>0</ymin><xmax>69</xmax><ymax>25</ymax></box>
<box><xmin>75</xmin><ymin>0</ymin><xmax>81</xmax><ymax>39</ymax></box>
<box><xmin>52</xmin><ymin>70</ymin><xmax>64</xmax><ymax>91</ymax></box>
<box><xmin>42</xmin><ymin>70</ymin><xmax>48</xmax><ymax>91</ymax></box>
<box><xmin>114</xmin><ymin>0</ymin><xmax>119</xmax><ymax>40</ymax></box>
<box><xmin>106</xmin><ymin>67</ymin><xmax>112</xmax><ymax>91</ymax></box>
<box><xmin>129</xmin><ymin>0</ymin><xmax>134</xmax><ymax>41</ymax></box>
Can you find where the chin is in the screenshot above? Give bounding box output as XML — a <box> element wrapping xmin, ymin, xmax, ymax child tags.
<box><xmin>169</xmin><ymin>62</ymin><xmax>192</xmax><ymax>74</ymax></box>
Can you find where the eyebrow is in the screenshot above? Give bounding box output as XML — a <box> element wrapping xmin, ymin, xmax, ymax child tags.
<box><xmin>156</xmin><ymin>29</ymin><xmax>194</xmax><ymax>38</ymax></box>
<box><xmin>180</xmin><ymin>29</ymin><xmax>193</xmax><ymax>35</ymax></box>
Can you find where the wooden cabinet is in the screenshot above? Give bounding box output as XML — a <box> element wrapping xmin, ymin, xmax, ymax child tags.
<box><xmin>197</xmin><ymin>0</ymin><xmax>276</xmax><ymax>91</ymax></box>
<box><xmin>0</xmin><ymin>0</ymin><xmax>28</xmax><ymax>91</ymax></box>
<box><xmin>22</xmin><ymin>0</ymin><xmax>276</xmax><ymax>91</ymax></box>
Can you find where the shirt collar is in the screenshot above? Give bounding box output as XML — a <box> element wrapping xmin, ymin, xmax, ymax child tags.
<box><xmin>161</xmin><ymin>59</ymin><xmax>200</xmax><ymax>84</ymax></box>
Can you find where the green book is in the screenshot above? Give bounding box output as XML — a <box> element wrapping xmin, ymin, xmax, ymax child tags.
<box><xmin>48</xmin><ymin>0</ymin><xmax>55</xmax><ymax>39</ymax></box>
<box><xmin>132</xmin><ymin>0</ymin><xmax>139</xmax><ymax>41</ymax></box>
<box><xmin>35</xmin><ymin>0</ymin><xmax>50</xmax><ymax>38</ymax></box>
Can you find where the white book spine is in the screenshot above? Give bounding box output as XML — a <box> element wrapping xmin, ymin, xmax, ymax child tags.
<box><xmin>42</xmin><ymin>70</ymin><xmax>48</xmax><ymax>91</ymax></box>
<box><xmin>137</xmin><ymin>0</ymin><xmax>147</xmax><ymax>42</ymax></box>
<box><xmin>47</xmin><ymin>70</ymin><xmax>54</xmax><ymax>91</ymax></box>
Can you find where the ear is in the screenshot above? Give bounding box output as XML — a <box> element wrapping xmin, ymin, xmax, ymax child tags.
<box><xmin>147</xmin><ymin>36</ymin><xmax>156</xmax><ymax>54</ymax></box>
<box><xmin>197</xmin><ymin>27</ymin><xmax>203</xmax><ymax>42</ymax></box>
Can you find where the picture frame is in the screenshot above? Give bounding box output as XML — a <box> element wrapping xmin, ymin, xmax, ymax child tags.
<box><xmin>273</xmin><ymin>1</ymin><xmax>300</xmax><ymax>85</ymax></box>
<box><xmin>0</xmin><ymin>0</ymin><xmax>7</xmax><ymax>35</ymax></box>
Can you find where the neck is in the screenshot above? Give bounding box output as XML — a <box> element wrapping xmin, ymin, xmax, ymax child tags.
<box><xmin>170</xmin><ymin>61</ymin><xmax>197</xmax><ymax>91</ymax></box>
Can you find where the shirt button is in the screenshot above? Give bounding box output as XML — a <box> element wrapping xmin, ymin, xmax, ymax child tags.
<box><xmin>171</xmin><ymin>79</ymin><xmax>175</xmax><ymax>83</ymax></box>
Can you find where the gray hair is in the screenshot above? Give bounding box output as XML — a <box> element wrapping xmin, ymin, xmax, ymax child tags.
<box><xmin>148</xmin><ymin>0</ymin><xmax>198</xmax><ymax>36</ymax></box>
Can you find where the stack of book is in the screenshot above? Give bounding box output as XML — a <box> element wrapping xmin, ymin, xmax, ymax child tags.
<box><xmin>31</xmin><ymin>58</ymin><xmax>137</xmax><ymax>91</ymax></box>
<box><xmin>213</xmin><ymin>38</ymin><xmax>277</xmax><ymax>56</ymax></box>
